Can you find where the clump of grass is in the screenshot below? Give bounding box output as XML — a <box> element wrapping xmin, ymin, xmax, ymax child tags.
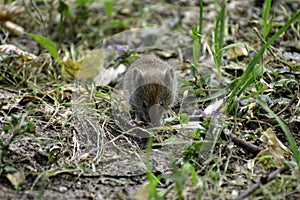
<box><xmin>161</xmin><ymin>160</ymin><xmax>203</xmax><ymax>199</ymax></box>
<box><xmin>225</xmin><ymin>10</ymin><xmax>300</xmax><ymax>113</ymax></box>
<box><xmin>0</xmin><ymin>113</ymin><xmax>35</xmax><ymax>174</ymax></box>
<box><xmin>257</xmin><ymin>97</ymin><xmax>300</xmax><ymax>169</ymax></box>
<box><xmin>173</xmin><ymin>0</ymin><xmax>300</xmax><ymax>198</ymax></box>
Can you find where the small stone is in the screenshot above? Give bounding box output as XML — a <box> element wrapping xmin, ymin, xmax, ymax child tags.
<box><xmin>58</xmin><ymin>186</ymin><xmax>68</xmax><ymax>193</ymax></box>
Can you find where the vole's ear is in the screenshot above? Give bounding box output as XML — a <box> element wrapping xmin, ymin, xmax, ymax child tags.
<box><xmin>133</xmin><ymin>68</ymin><xmax>145</xmax><ymax>86</ymax></box>
<box><xmin>164</xmin><ymin>68</ymin><xmax>175</xmax><ymax>87</ymax></box>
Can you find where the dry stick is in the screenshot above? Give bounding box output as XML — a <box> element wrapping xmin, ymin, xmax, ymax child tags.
<box><xmin>221</xmin><ymin>131</ymin><xmax>263</xmax><ymax>155</ymax></box>
<box><xmin>190</xmin><ymin>115</ymin><xmax>263</xmax><ymax>155</ymax></box>
<box><xmin>189</xmin><ymin>116</ymin><xmax>263</xmax><ymax>155</ymax></box>
<box><xmin>234</xmin><ymin>166</ymin><xmax>288</xmax><ymax>200</ymax></box>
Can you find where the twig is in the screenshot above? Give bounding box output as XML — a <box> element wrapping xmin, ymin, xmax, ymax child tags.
<box><xmin>234</xmin><ymin>166</ymin><xmax>288</xmax><ymax>200</ymax></box>
<box><xmin>221</xmin><ymin>131</ymin><xmax>263</xmax><ymax>155</ymax></box>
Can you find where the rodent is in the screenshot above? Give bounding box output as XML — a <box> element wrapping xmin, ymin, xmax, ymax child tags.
<box><xmin>123</xmin><ymin>54</ymin><xmax>177</xmax><ymax>125</ymax></box>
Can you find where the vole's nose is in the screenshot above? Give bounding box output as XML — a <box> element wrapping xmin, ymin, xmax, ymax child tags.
<box><xmin>148</xmin><ymin>104</ymin><xmax>166</xmax><ymax>126</ymax></box>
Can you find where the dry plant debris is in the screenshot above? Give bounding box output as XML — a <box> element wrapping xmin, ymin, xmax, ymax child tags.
<box><xmin>0</xmin><ymin>0</ymin><xmax>300</xmax><ymax>199</ymax></box>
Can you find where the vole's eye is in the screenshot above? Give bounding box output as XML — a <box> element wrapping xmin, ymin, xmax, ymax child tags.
<box><xmin>143</xmin><ymin>101</ymin><xmax>148</xmax><ymax>107</ymax></box>
<box><xmin>159</xmin><ymin>100</ymin><xmax>164</xmax><ymax>106</ymax></box>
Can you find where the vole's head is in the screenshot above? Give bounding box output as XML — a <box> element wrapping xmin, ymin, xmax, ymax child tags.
<box><xmin>129</xmin><ymin>67</ymin><xmax>176</xmax><ymax>125</ymax></box>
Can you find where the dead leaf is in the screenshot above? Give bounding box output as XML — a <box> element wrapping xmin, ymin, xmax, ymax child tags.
<box><xmin>93</xmin><ymin>63</ymin><xmax>126</xmax><ymax>86</ymax></box>
<box><xmin>6</xmin><ymin>170</ymin><xmax>25</xmax><ymax>189</ymax></box>
<box><xmin>76</xmin><ymin>49</ymin><xmax>105</xmax><ymax>79</ymax></box>
<box><xmin>259</xmin><ymin>128</ymin><xmax>292</xmax><ymax>165</ymax></box>
<box><xmin>134</xmin><ymin>181</ymin><xmax>150</xmax><ymax>200</ymax></box>
<box><xmin>61</xmin><ymin>57</ymin><xmax>83</xmax><ymax>79</ymax></box>
<box><xmin>247</xmin><ymin>102</ymin><xmax>257</xmax><ymax>118</ymax></box>
<box><xmin>227</xmin><ymin>45</ymin><xmax>248</xmax><ymax>59</ymax></box>
<box><xmin>204</xmin><ymin>99</ymin><xmax>223</xmax><ymax>115</ymax></box>
<box><xmin>62</xmin><ymin>49</ymin><xmax>104</xmax><ymax>80</ymax></box>
<box><xmin>260</xmin><ymin>128</ymin><xmax>292</xmax><ymax>154</ymax></box>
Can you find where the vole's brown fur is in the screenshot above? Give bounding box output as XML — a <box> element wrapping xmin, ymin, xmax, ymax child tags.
<box><xmin>123</xmin><ymin>54</ymin><xmax>177</xmax><ymax>125</ymax></box>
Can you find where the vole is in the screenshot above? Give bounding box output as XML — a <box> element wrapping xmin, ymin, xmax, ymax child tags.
<box><xmin>123</xmin><ymin>54</ymin><xmax>177</xmax><ymax>125</ymax></box>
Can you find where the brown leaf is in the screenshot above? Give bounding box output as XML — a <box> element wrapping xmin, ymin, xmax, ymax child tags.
<box><xmin>134</xmin><ymin>181</ymin><xmax>150</xmax><ymax>200</ymax></box>
<box><xmin>227</xmin><ymin>45</ymin><xmax>248</xmax><ymax>59</ymax></box>
<box><xmin>6</xmin><ymin>170</ymin><xmax>25</xmax><ymax>189</ymax></box>
<box><xmin>62</xmin><ymin>49</ymin><xmax>104</xmax><ymax>81</ymax></box>
<box><xmin>259</xmin><ymin>128</ymin><xmax>292</xmax><ymax>165</ymax></box>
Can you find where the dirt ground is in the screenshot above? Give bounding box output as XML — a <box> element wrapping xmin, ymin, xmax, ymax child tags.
<box><xmin>0</xmin><ymin>0</ymin><xmax>300</xmax><ymax>199</ymax></box>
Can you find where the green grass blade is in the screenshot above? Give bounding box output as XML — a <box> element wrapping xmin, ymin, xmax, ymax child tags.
<box><xmin>199</xmin><ymin>0</ymin><xmax>203</xmax><ymax>39</ymax></box>
<box><xmin>27</xmin><ymin>33</ymin><xmax>59</xmax><ymax>61</ymax></box>
<box><xmin>220</xmin><ymin>42</ymin><xmax>256</xmax><ymax>53</ymax></box>
<box><xmin>263</xmin><ymin>0</ymin><xmax>272</xmax><ymax>39</ymax></box>
<box><xmin>214</xmin><ymin>0</ymin><xmax>226</xmax><ymax>78</ymax></box>
<box><xmin>192</xmin><ymin>28</ymin><xmax>201</xmax><ymax>66</ymax></box>
<box><xmin>236</xmin><ymin>64</ymin><xmax>265</xmax><ymax>98</ymax></box>
<box><xmin>225</xmin><ymin>10</ymin><xmax>300</xmax><ymax>113</ymax></box>
<box><xmin>256</xmin><ymin>97</ymin><xmax>300</xmax><ymax>168</ymax></box>
<box><xmin>104</xmin><ymin>0</ymin><xmax>114</xmax><ymax>17</ymax></box>
<box><xmin>192</xmin><ymin>0</ymin><xmax>203</xmax><ymax>66</ymax></box>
